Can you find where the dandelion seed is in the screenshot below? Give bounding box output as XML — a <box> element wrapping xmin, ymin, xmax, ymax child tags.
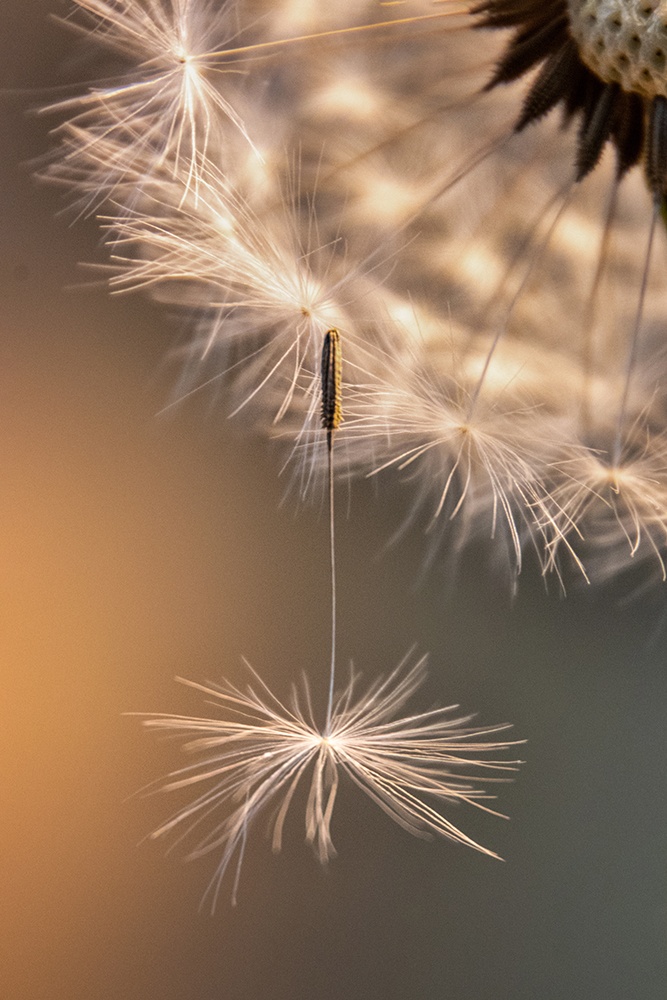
<box><xmin>546</xmin><ymin>424</ymin><xmax>667</xmax><ymax>583</ymax></box>
<box><xmin>139</xmin><ymin>655</ymin><xmax>520</xmax><ymax>910</ymax></box>
<box><xmin>326</xmin><ymin>328</ymin><xmax>571</xmax><ymax>582</ymax></box>
<box><xmin>95</xmin><ymin>155</ymin><xmax>360</xmax><ymax>421</ymax></box>
<box><xmin>43</xmin><ymin>0</ymin><xmax>262</xmax><ymax>205</ymax></box>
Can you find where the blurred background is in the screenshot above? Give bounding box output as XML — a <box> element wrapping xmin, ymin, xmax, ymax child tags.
<box><xmin>1</xmin><ymin>3</ymin><xmax>666</xmax><ymax>998</ymax></box>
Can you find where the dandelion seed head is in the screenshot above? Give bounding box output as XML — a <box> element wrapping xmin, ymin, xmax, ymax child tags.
<box><xmin>41</xmin><ymin>0</ymin><xmax>667</xmax><ymax>588</ymax></box>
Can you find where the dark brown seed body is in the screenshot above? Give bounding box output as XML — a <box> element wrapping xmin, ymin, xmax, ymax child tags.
<box><xmin>321</xmin><ymin>328</ymin><xmax>342</xmax><ymax>450</ymax></box>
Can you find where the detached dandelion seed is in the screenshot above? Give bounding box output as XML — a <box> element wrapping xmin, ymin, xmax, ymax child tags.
<box><xmin>137</xmin><ymin>313</ymin><xmax>521</xmax><ymax>910</ymax></box>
